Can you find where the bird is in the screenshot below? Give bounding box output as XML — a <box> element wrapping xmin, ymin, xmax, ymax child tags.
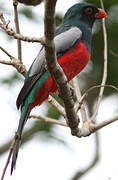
<box><xmin>11</xmin><ymin>2</ymin><xmax>107</xmax><ymax>174</ymax></box>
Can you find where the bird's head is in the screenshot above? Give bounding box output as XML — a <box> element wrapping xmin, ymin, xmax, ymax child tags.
<box><xmin>63</xmin><ymin>2</ymin><xmax>107</xmax><ymax>27</ymax></box>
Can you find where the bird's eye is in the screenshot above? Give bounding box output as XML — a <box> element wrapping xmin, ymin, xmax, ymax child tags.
<box><xmin>84</xmin><ymin>7</ymin><xmax>93</xmax><ymax>15</ymax></box>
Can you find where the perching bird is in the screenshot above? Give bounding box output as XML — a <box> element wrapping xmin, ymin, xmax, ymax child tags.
<box><xmin>11</xmin><ymin>2</ymin><xmax>107</xmax><ymax>174</ymax></box>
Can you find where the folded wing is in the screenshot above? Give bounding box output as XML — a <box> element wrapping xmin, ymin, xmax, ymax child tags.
<box><xmin>16</xmin><ymin>26</ymin><xmax>82</xmax><ymax>109</ymax></box>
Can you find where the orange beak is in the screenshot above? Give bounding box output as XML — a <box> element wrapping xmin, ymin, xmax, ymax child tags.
<box><xmin>95</xmin><ymin>8</ymin><xmax>107</xmax><ymax>19</ymax></box>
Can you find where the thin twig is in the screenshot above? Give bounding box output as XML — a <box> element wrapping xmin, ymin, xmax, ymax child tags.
<box><xmin>0</xmin><ymin>59</ymin><xmax>13</xmax><ymax>65</ymax></box>
<box><xmin>10</xmin><ymin>56</ymin><xmax>26</xmax><ymax>76</ymax></box>
<box><xmin>0</xmin><ymin>57</ymin><xmax>26</xmax><ymax>76</ymax></box>
<box><xmin>74</xmin><ymin>114</ymin><xmax>118</xmax><ymax>138</ymax></box>
<box><xmin>1</xmin><ymin>133</ymin><xmax>18</xmax><ymax>180</ymax></box>
<box><xmin>0</xmin><ymin>46</ymin><xmax>12</xmax><ymax>58</ymax></box>
<box><xmin>0</xmin><ymin>12</ymin><xmax>45</xmax><ymax>44</ymax></box>
<box><xmin>73</xmin><ymin>77</ymin><xmax>88</xmax><ymax>123</ymax></box>
<box><xmin>110</xmin><ymin>50</ymin><xmax>118</xmax><ymax>58</ymax></box>
<box><xmin>74</xmin><ymin>84</ymin><xmax>118</xmax><ymax>114</ymax></box>
<box><xmin>90</xmin><ymin>0</ymin><xmax>108</xmax><ymax>122</ymax></box>
<box><xmin>87</xmin><ymin>84</ymin><xmax>118</xmax><ymax>94</ymax></box>
<box><xmin>90</xmin><ymin>115</ymin><xmax>118</xmax><ymax>132</ymax></box>
<box><xmin>81</xmin><ymin>84</ymin><xmax>118</xmax><ymax>102</ymax></box>
<box><xmin>13</xmin><ymin>0</ymin><xmax>22</xmax><ymax>61</ymax></box>
<box><xmin>29</xmin><ymin>114</ymin><xmax>67</xmax><ymax>127</ymax></box>
<box><xmin>30</xmin><ymin>113</ymin><xmax>118</xmax><ymax>133</ymax></box>
<box><xmin>48</xmin><ymin>95</ymin><xmax>66</xmax><ymax>117</ymax></box>
<box><xmin>0</xmin><ymin>45</ymin><xmax>26</xmax><ymax>76</ymax></box>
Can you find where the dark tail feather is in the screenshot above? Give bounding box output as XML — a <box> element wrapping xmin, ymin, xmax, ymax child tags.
<box><xmin>11</xmin><ymin>105</ymin><xmax>30</xmax><ymax>174</ymax></box>
<box><xmin>11</xmin><ymin>136</ymin><xmax>21</xmax><ymax>174</ymax></box>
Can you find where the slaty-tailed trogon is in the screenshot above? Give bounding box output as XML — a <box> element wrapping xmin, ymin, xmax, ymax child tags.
<box><xmin>11</xmin><ymin>2</ymin><xmax>107</xmax><ymax>173</ymax></box>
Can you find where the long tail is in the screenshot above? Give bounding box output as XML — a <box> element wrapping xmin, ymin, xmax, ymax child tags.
<box><xmin>11</xmin><ymin>105</ymin><xmax>31</xmax><ymax>174</ymax></box>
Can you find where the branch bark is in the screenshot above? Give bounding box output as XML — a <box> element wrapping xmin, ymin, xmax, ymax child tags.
<box><xmin>13</xmin><ymin>0</ymin><xmax>22</xmax><ymax>61</ymax></box>
<box><xmin>0</xmin><ymin>46</ymin><xmax>26</xmax><ymax>76</ymax></box>
<box><xmin>48</xmin><ymin>95</ymin><xmax>66</xmax><ymax>117</ymax></box>
<box><xmin>29</xmin><ymin>114</ymin><xmax>67</xmax><ymax>127</ymax></box>
<box><xmin>0</xmin><ymin>12</ymin><xmax>45</xmax><ymax>44</ymax></box>
<box><xmin>17</xmin><ymin>0</ymin><xmax>43</xmax><ymax>6</ymax></box>
<box><xmin>90</xmin><ymin>0</ymin><xmax>108</xmax><ymax>122</ymax></box>
<box><xmin>73</xmin><ymin>77</ymin><xmax>88</xmax><ymax>123</ymax></box>
<box><xmin>44</xmin><ymin>0</ymin><xmax>80</xmax><ymax>136</ymax></box>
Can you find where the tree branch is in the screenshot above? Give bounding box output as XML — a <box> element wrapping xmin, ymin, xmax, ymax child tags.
<box><xmin>79</xmin><ymin>84</ymin><xmax>118</xmax><ymax>106</ymax></box>
<box><xmin>90</xmin><ymin>115</ymin><xmax>118</xmax><ymax>132</ymax></box>
<box><xmin>1</xmin><ymin>134</ymin><xmax>18</xmax><ymax>180</ymax></box>
<box><xmin>0</xmin><ymin>12</ymin><xmax>45</xmax><ymax>44</ymax></box>
<box><xmin>48</xmin><ymin>95</ymin><xmax>66</xmax><ymax>117</ymax></box>
<box><xmin>29</xmin><ymin>114</ymin><xmax>67</xmax><ymax>127</ymax></box>
<box><xmin>90</xmin><ymin>0</ymin><xmax>108</xmax><ymax>122</ymax></box>
<box><xmin>0</xmin><ymin>59</ymin><xmax>13</xmax><ymax>65</ymax></box>
<box><xmin>76</xmin><ymin>114</ymin><xmax>118</xmax><ymax>137</ymax></box>
<box><xmin>13</xmin><ymin>0</ymin><xmax>22</xmax><ymax>61</ymax></box>
<box><xmin>0</xmin><ymin>46</ymin><xmax>26</xmax><ymax>76</ymax></box>
<box><xmin>17</xmin><ymin>0</ymin><xmax>43</xmax><ymax>6</ymax></box>
<box><xmin>73</xmin><ymin>77</ymin><xmax>88</xmax><ymax>123</ymax></box>
<box><xmin>0</xmin><ymin>46</ymin><xmax>12</xmax><ymax>58</ymax></box>
<box><xmin>44</xmin><ymin>0</ymin><xmax>80</xmax><ymax>136</ymax></box>
<box><xmin>110</xmin><ymin>50</ymin><xmax>118</xmax><ymax>58</ymax></box>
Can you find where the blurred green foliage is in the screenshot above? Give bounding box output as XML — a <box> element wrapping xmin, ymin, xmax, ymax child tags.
<box><xmin>19</xmin><ymin>7</ymin><xmax>37</xmax><ymax>20</ymax></box>
<box><xmin>0</xmin><ymin>72</ymin><xmax>22</xmax><ymax>86</ymax></box>
<box><xmin>55</xmin><ymin>14</ymin><xmax>63</xmax><ymax>26</ymax></box>
<box><xmin>86</xmin><ymin>0</ymin><xmax>118</xmax><ymax>9</ymax></box>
